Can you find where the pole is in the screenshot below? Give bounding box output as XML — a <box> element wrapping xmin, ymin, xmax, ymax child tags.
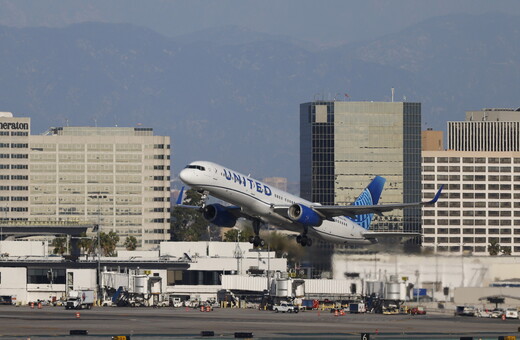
<box><xmin>267</xmin><ymin>224</ymin><xmax>270</xmax><ymax>294</ymax></box>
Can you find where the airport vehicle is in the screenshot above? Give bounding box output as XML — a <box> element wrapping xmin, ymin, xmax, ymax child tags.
<box><xmin>475</xmin><ymin>309</ymin><xmax>492</xmax><ymax>318</ymax></box>
<box><xmin>410</xmin><ymin>306</ymin><xmax>427</xmax><ymax>315</ymax></box>
<box><xmin>349</xmin><ymin>302</ymin><xmax>366</xmax><ymax>313</ymax></box>
<box><xmin>490</xmin><ymin>308</ymin><xmax>505</xmax><ymax>318</ymax></box>
<box><xmin>0</xmin><ymin>296</ymin><xmax>13</xmax><ymax>305</ymax></box>
<box><xmin>505</xmin><ymin>308</ymin><xmax>519</xmax><ymax>319</ymax></box>
<box><xmin>178</xmin><ymin>161</ymin><xmax>443</xmax><ymax>247</ymax></box>
<box><xmin>273</xmin><ymin>302</ymin><xmax>298</xmax><ymax>313</ymax></box>
<box><xmin>456</xmin><ymin>305</ymin><xmax>476</xmax><ymax>316</ymax></box>
<box><xmin>65</xmin><ymin>290</ymin><xmax>94</xmax><ymax>310</ymax></box>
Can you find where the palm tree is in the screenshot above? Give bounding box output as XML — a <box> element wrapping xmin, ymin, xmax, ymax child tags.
<box><xmin>100</xmin><ymin>231</ymin><xmax>120</xmax><ymax>256</ymax></box>
<box><xmin>77</xmin><ymin>232</ymin><xmax>96</xmax><ymax>256</ymax></box>
<box><xmin>501</xmin><ymin>246</ymin><xmax>512</xmax><ymax>256</ymax></box>
<box><xmin>51</xmin><ymin>236</ymin><xmax>68</xmax><ymax>255</ymax></box>
<box><xmin>487</xmin><ymin>239</ymin><xmax>501</xmax><ymax>256</ymax></box>
<box><xmin>124</xmin><ymin>236</ymin><xmax>138</xmax><ymax>251</ymax></box>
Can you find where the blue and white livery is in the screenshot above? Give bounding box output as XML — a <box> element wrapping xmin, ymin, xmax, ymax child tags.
<box><xmin>179</xmin><ymin>161</ymin><xmax>443</xmax><ymax>247</ymax></box>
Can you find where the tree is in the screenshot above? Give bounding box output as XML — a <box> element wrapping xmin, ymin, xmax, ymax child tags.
<box><xmin>99</xmin><ymin>231</ymin><xmax>119</xmax><ymax>256</ymax></box>
<box><xmin>124</xmin><ymin>236</ymin><xmax>138</xmax><ymax>251</ymax></box>
<box><xmin>77</xmin><ymin>232</ymin><xmax>96</xmax><ymax>256</ymax></box>
<box><xmin>171</xmin><ymin>189</ymin><xmax>210</xmax><ymax>241</ymax></box>
<box><xmin>51</xmin><ymin>236</ymin><xmax>68</xmax><ymax>255</ymax></box>
<box><xmin>223</xmin><ymin>226</ymin><xmax>255</xmax><ymax>242</ymax></box>
<box><xmin>501</xmin><ymin>246</ymin><xmax>512</xmax><ymax>256</ymax></box>
<box><xmin>488</xmin><ymin>239</ymin><xmax>501</xmax><ymax>256</ymax></box>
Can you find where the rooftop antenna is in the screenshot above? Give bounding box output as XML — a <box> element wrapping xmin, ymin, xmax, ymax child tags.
<box><xmin>391</xmin><ymin>88</ymin><xmax>395</xmax><ymax>102</ymax></box>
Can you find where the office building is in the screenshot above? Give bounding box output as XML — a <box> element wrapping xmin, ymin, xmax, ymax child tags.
<box><xmin>422</xmin><ymin>108</ymin><xmax>520</xmax><ymax>255</ymax></box>
<box><xmin>299</xmin><ymin>101</ymin><xmax>422</xmax><ymax>276</ymax></box>
<box><xmin>300</xmin><ymin>101</ymin><xmax>422</xmax><ymax>233</ymax></box>
<box><xmin>0</xmin><ymin>113</ymin><xmax>171</xmax><ymax>249</ymax></box>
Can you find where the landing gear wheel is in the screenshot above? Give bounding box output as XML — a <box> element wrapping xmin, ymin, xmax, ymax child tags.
<box><xmin>251</xmin><ymin>219</ymin><xmax>265</xmax><ymax>248</ymax></box>
<box><xmin>249</xmin><ymin>236</ymin><xmax>255</xmax><ymax>244</ymax></box>
<box><xmin>297</xmin><ymin>234</ymin><xmax>312</xmax><ymax>247</ymax></box>
<box><xmin>253</xmin><ymin>236</ymin><xmax>264</xmax><ymax>248</ymax></box>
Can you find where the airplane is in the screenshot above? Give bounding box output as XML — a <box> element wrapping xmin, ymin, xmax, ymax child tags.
<box><xmin>178</xmin><ymin>161</ymin><xmax>443</xmax><ymax>247</ymax></box>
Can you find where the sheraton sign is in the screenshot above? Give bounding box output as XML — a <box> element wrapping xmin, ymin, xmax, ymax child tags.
<box><xmin>0</xmin><ymin>122</ymin><xmax>29</xmax><ymax>130</ymax></box>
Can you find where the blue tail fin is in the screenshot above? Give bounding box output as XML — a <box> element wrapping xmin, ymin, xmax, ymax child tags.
<box><xmin>347</xmin><ymin>176</ymin><xmax>386</xmax><ymax>230</ymax></box>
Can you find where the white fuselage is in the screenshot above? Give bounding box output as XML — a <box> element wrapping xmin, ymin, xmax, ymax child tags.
<box><xmin>179</xmin><ymin>161</ymin><xmax>371</xmax><ymax>245</ymax></box>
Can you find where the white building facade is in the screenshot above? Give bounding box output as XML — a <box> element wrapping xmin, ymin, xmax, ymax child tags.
<box><xmin>0</xmin><ymin>113</ymin><xmax>171</xmax><ymax>249</ymax></box>
<box><xmin>422</xmin><ymin>108</ymin><xmax>520</xmax><ymax>255</ymax></box>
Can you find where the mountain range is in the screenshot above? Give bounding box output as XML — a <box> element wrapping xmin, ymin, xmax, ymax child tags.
<box><xmin>0</xmin><ymin>13</ymin><xmax>518</xmax><ymax>184</ymax></box>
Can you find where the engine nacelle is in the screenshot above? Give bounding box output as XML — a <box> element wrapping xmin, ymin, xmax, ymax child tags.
<box><xmin>203</xmin><ymin>203</ymin><xmax>237</xmax><ymax>227</ymax></box>
<box><xmin>288</xmin><ymin>203</ymin><xmax>323</xmax><ymax>227</ymax></box>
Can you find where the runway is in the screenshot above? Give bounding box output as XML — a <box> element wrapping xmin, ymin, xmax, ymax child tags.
<box><xmin>0</xmin><ymin>305</ymin><xmax>518</xmax><ymax>339</ymax></box>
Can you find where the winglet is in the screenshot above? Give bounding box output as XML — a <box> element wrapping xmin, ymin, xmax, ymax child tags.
<box><xmin>176</xmin><ymin>186</ymin><xmax>185</xmax><ymax>205</ymax></box>
<box><xmin>428</xmin><ymin>185</ymin><xmax>444</xmax><ymax>205</ymax></box>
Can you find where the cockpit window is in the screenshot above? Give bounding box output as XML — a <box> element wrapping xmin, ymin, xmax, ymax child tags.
<box><xmin>186</xmin><ymin>165</ymin><xmax>206</xmax><ymax>171</ymax></box>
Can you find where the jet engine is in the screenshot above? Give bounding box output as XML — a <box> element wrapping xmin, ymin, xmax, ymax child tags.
<box><xmin>203</xmin><ymin>203</ymin><xmax>237</xmax><ymax>227</ymax></box>
<box><xmin>288</xmin><ymin>203</ymin><xmax>323</xmax><ymax>227</ymax></box>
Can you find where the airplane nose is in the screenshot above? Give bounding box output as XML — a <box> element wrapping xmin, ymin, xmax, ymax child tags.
<box><xmin>179</xmin><ymin>168</ymin><xmax>192</xmax><ymax>185</ymax></box>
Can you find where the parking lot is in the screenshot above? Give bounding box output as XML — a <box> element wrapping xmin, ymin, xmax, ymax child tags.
<box><xmin>0</xmin><ymin>305</ymin><xmax>518</xmax><ymax>339</ymax></box>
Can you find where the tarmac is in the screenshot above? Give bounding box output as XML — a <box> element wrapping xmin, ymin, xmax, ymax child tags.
<box><xmin>0</xmin><ymin>305</ymin><xmax>518</xmax><ymax>339</ymax></box>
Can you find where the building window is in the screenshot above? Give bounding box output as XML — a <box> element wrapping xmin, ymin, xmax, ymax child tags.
<box><xmin>27</xmin><ymin>269</ymin><xmax>66</xmax><ymax>284</ymax></box>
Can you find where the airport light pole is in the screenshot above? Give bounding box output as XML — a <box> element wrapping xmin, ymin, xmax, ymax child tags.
<box><xmin>267</xmin><ymin>224</ymin><xmax>270</xmax><ymax>294</ymax></box>
<box><xmin>89</xmin><ymin>193</ymin><xmax>102</xmax><ymax>304</ymax></box>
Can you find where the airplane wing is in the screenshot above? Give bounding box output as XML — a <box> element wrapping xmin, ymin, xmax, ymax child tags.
<box><xmin>309</xmin><ymin>185</ymin><xmax>443</xmax><ymax>220</ymax></box>
<box><xmin>362</xmin><ymin>231</ymin><xmax>421</xmax><ymax>239</ymax></box>
<box><xmin>271</xmin><ymin>206</ymin><xmax>291</xmax><ymax>218</ymax></box>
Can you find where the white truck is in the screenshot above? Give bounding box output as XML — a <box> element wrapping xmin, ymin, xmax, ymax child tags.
<box><xmin>65</xmin><ymin>290</ymin><xmax>95</xmax><ymax>310</ymax></box>
<box><xmin>273</xmin><ymin>302</ymin><xmax>299</xmax><ymax>313</ymax></box>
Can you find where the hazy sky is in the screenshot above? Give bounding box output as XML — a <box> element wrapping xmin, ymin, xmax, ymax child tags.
<box><xmin>2</xmin><ymin>0</ymin><xmax>520</xmax><ymax>46</ymax></box>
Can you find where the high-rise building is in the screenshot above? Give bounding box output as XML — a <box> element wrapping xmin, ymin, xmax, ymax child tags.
<box><xmin>0</xmin><ymin>113</ymin><xmax>171</xmax><ymax>249</ymax></box>
<box><xmin>300</xmin><ymin>101</ymin><xmax>422</xmax><ymax>233</ymax></box>
<box><xmin>422</xmin><ymin>108</ymin><xmax>520</xmax><ymax>255</ymax></box>
<box><xmin>299</xmin><ymin>101</ymin><xmax>422</xmax><ymax>276</ymax></box>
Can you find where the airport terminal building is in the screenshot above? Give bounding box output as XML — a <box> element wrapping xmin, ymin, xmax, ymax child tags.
<box><xmin>0</xmin><ymin>113</ymin><xmax>171</xmax><ymax>249</ymax></box>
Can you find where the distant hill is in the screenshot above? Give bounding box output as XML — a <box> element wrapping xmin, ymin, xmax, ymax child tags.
<box><xmin>0</xmin><ymin>13</ymin><xmax>518</xmax><ymax>182</ymax></box>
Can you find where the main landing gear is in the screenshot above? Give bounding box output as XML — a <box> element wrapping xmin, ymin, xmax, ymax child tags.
<box><xmin>248</xmin><ymin>219</ymin><xmax>265</xmax><ymax>248</ymax></box>
<box><xmin>296</xmin><ymin>234</ymin><xmax>312</xmax><ymax>247</ymax></box>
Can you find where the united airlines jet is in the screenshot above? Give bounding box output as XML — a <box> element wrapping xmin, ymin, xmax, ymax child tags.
<box><xmin>178</xmin><ymin>161</ymin><xmax>443</xmax><ymax>247</ymax></box>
